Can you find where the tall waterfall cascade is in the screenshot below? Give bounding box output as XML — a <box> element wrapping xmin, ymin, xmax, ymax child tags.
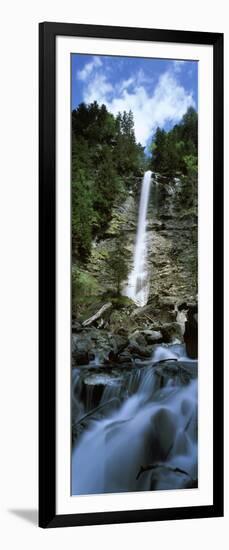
<box><xmin>124</xmin><ymin>170</ymin><xmax>152</xmax><ymax>307</ymax></box>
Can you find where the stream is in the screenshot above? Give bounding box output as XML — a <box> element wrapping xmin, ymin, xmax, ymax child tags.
<box><xmin>72</xmin><ymin>344</ymin><xmax>197</xmax><ymax>495</ymax></box>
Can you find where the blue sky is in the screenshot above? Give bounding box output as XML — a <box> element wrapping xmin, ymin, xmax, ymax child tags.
<box><xmin>71</xmin><ymin>54</ymin><xmax>198</xmax><ymax>148</ymax></box>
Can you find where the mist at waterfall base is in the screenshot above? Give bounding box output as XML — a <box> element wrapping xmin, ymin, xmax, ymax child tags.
<box><xmin>71</xmin><ymin>171</ymin><xmax>198</xmax><ymax>496</ymax></box>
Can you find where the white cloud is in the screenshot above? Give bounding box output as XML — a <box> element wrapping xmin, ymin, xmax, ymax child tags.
<box><xmin>78</xmin><ymin>62</ymin><xmax>195</xmax><ymax>146</ymax></box>
<box><xmin>173</xmin><ymin>60</ymin><xmax>186</xmax><ymax>73</ymax></box>
<box><xmin>84</xmin><ymin>73</ymin><xmax>113</xmax><ymax>104</ymax></box>
<box><xmin>77</xmin><ymin>56</ymin><xmax>102</xmax><ymax>81</ymax></box>
<box><xmin>119</xmin><ymin>77</ymin><xmax>135</xmax><ymax>93</ymax></box>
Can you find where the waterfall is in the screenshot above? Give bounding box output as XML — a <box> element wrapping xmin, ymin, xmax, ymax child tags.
<box><xmin>125</xmin><ymin>170</ymin><xmax>152</xmax><ymax>307</ymax></box>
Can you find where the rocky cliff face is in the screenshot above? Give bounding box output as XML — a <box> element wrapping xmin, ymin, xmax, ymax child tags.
<box><xmin>76</xmin><ymin>174</ymin><xmax>197</xmax><ymax>321</ymax></box>
<box><xmin>72</xmin><ymin>173</ymin><xmax>198</xmax><ymax>374</ymax></box>
<box><xmin>147</xmin><ymin>175</ymin><xmax>197</xmax><ymax>310</ymax></box>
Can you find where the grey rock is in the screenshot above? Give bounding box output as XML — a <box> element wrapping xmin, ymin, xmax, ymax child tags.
<box><xmin>117</xmin><ymin>352</ymin><xmax>133</xmax><ymax>364</ymax></box>
<box><xmin>141</xmin><ymin>329</ymin><xmax>163</xmax><ymax>344</ymax></box>
<box><xmin>129</xmin><ymin>330</ymin><xmax>147</xmax><ymax>347</ymax></box>
<box><xmin>111</xmin><ymin>334</ymin><xmax>129</xmax><ymax>354</ymax></box>
<box><xmin>160</xmin><ymin>322</ymin><xmax>183</xmax><ymax>343</ymax></box>
<box><xmin>154</xmin><ymin>360</ymin><xmax>197</xmax><ymax>387</ymax></box>
<box><xmin>72</xmin><ymin>321</ymin><xmax>82</xmax><ymax>333</ymax></box>
<box><xmin>72</xmin><ymin>350</ymin><xmax>90</xmax><ymax>366</ymax></box>
<box><xmin>128</xmin><ymin>342</ymin><xmax>152</xmax><ymax>358</ymax></box>
<box><xmin>183</xmin><ymin>306</ymin><xmax>198</xmax><ymax>359</ymax></box>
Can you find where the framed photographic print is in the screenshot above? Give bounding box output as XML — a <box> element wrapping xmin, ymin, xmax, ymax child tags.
<box><xmin>39</xmin><ymin>22</ymin><xmax>224</xmax><ymax>528</ymax></box>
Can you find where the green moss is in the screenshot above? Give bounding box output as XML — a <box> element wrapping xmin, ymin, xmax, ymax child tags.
<box><xmin>111</xmin><ymin>295</ymin><xmax>134</xmax><ymax>309</ymax></box>
<box><xmin>72</xmin><ymin>268</ymin><xmax>100</xmax><ymax>311</ymax></box>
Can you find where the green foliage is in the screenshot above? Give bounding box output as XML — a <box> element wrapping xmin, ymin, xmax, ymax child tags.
<box><xmin>183</xmin><ymin>154</ymin><xmax>198</xmax><ymax>176</ymax></box>
<box><xmin>179</xmin><ymin>154</ymin><xmax>198</xmax><ymax>210</ymax></box>
<box><xmin>93</xmin><ymin>146</ymin><xmax>122</xmax><ymax>233</ymax></box>
<box><xmin>72</xmin><ymin>268</ymin><xmax>99</xmax><ymax>314</ymax></box>
<box><xmin>72</xmin><ymin>169</ymin><xmax>93</xmax><ymax>261</ymax></box>
<box><xmin>115</xmin><ymin>110</ymin><xmax>145</xmax><ymax>177</ymax></box>
<box><xmin>72</xmin><ymin>102</ymin><xmax>144</xmax><ymax>261</ymax></box>
<box><xmin>151</xmin><ymin>107</ymin><xmax>198</xmax><ymax>177</ymax></box>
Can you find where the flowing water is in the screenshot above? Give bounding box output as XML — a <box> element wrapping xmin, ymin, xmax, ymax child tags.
<box><xmin>125</xmin><ymin>170</ymin><xmax>152</xmax><ymax>306</ymax></box>
<box><xmin>72</xmin><ymin>345</ymin><xmax>197</xmax><ymax>495</ymax></box>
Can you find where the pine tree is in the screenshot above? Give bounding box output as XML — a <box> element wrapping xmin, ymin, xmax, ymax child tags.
<box><xmin>72</xmin><ymin>169</ymin><xmax>93</xmax><ymax>261</ymax></box>
<box><xmin>103</xmin><ymin>233</ymin><xmax>131</xmax><ymax>295</ymax></box>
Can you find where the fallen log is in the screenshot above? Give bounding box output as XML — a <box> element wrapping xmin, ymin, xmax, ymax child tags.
<box><xmin>82</xmin><ymin>302</ymin><xmax>112</xmax><ymax>327</ymax></box>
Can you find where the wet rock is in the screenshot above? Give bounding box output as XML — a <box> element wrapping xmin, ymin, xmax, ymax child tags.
<box><xmin>72</xmin><ymin>333</ymin><xmax>92</xmax><ymax>354</ymax></box>
<box><xmin>81</xmin><ymin>381</ymin><xmax>104</xmax><ymax>409</ymax></box>
<box><xmin>72</xmin><ymin>321</ymin><xmax>83</xmax><ymax>333</ymax></box>
<box><xmin>128</xmin><ymin>342</ymin><xmax>152</xmax><ymax>358</ymax></box>
<box><xmin>111</xmin><ymin>334</ymin><xmax>129</xmax><ymax>354</ymax></box>
<box><xmin>129</xmin><ymin>331</ymin><xmax>147</xmax><ymax>347</ymax></box>
<box><xmin>72</xmin><ymin>333</ymin><xmax>93</xmax><ymax>365</ymax></box>
<box><xmin>106</xmin><ymin>348</ymin><xmax>132</xmax><ymax>366</ymax></box>
<box><xmin>160</xmin><ymin>322</ymin><xmax>183</xmax><ymax>343</ymax></box>
<box><xmin>183</xmin><ymin>306</ymin><xmax>198</xmax><ymax>359</ymax></box>
<box><xmin>80</xmin><ymin>372</ymin><xmax>123</xmax><ymax>410</ymax></box>
<box><xmin>154</xmin><ymin>360</ymin><xmax>197</xmax><ymax>387</ymax></box>
<box><xmin>141</xmin><ymin>329</ymin><xmax>163</xmax><ymax>344</ymax></box>
<box><xmin>73</xmin><ymin>350</ymin><xmax>90</xmax><ymax>366</ymax></box>
<box><xmin>117</xmin><ymin>352</ymin><xmax>133</xmax><ymax>364</ymax></box>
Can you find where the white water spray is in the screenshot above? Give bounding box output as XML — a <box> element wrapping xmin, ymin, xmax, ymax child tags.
<box><xmin>125</xmin><ymin>170</ymin><xmax>152</xmax><ymax>306</ymax></box>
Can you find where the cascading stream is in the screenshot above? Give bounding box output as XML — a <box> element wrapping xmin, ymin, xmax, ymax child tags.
<box><xmin>72</xmin><ymin>345</ymin><xmax>197</xmax><ymax>496</ymax></box>
<box><xmin>124</xmin><ymin>170</ymin><xmax>152</xmax><ymax>307</ymax></box>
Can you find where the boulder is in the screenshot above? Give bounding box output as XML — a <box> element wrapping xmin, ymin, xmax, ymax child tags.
<box><xmin>141</xmin><ymin>329</ymin><xmax>163</xmax><ymax>344</ymax></box>
<box><xmin>160</xmin><ymin>322</ymin><xmax>183</xmax><ymax>343</ymax></box>
<box><xmin>72</xmin><ymin>350</ymin><xmax>89</xmax><ymax>366</ymax></box>
<box><xmin>154</xmin><ymin>360</ymin><xmax>197</xmax><ymax>387</ymax></box>
<box><xmin>72</xmin><ymin>333</ymin><xmax>92</xmax><ymax>366</ymax></box>
<box><xmin>72</xmin><ymin>333</ymin><xmax>92</xmax><ymax>354</ymax></box>
<box><xmin>117</xmin><ymin>352</ymin><xmax>133</xmax><ymax>364</ymax></box>
<box><xmin>129</xmin><ymin>330</ymin><xmax>147</xmax><ymax>347</ymax></box>
<box><xmin>72</xmin><ymin>321</ymin><xmax>82</xmax><ymax>333</ymax></box>
<box><xmin>183</xmin><ymin>307</ymin><xmax>198</xmax><ymax>359</ymax></box>
<box><xmin>128</xmin><ymin>342</ymin><xmax>152</xmax><ymax>358</ymax></box>
<box><xmin>111</xmin><ymin>334</ymin><xmax>129</xmax><ymax>354</ymax></box>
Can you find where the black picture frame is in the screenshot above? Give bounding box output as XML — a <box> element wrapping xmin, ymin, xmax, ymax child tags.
<box><xmin>39</xmin><ymin>22</ymin><xmax>224</xmax><ymax>528</ymax></box>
